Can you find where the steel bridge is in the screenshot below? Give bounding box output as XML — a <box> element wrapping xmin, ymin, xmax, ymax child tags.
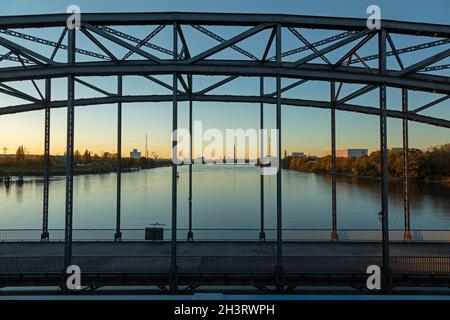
<box><xmin>0</xmin><ymin>12</ymin><xmax>449</xmax><ymax>294</ymax></box>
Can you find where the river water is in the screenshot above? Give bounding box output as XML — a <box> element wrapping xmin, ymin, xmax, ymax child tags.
<box><xmin>1</xmin><ymin>165</ymin><xmax>449</xmax><ymax>230</ymax></box>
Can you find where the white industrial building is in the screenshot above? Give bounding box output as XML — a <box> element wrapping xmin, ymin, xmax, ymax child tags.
<box><xmin>292</xmin><ymin>152</ymin><xmax>306</xmax><ymax>158</ymax></box>
<box><xmin>324</xmin><ymin>148</ymin><xmax>368</xmax><ymax>158</ymax></box>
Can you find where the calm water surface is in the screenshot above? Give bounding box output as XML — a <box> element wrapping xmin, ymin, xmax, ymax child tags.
<box><xmin>1</xmin><ymin>165</ymin><xmax>450</xmax><ymax>230</ymax></box>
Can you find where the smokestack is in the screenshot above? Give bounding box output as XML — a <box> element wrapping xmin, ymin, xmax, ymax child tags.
<box><xmin>145</xmin><ymin>134</ymin><xmax>148</xmax><ymax>159</ymax></box>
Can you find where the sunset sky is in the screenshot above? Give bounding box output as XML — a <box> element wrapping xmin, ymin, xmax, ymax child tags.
<box><xmin>0</xmin><ymin>0</ymin><xmax>449</xmax><ymax>158</ymax></box>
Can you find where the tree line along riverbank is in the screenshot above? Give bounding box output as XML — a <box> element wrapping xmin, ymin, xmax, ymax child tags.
<box><xmin>0</xmin><ymin>148</ymin><xmax>171</xmax><ymax>177</ymax></box>
<box><xmin>282</xmin><ymin>144</ymin><xmax>450</xmax><ymax>183</ymax></box>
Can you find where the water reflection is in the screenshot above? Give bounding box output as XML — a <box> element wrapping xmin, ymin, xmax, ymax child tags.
<box><xmin>0</xmin><ymin>165</ymin><xmax>449</xmax><ymax>230</ymax></box>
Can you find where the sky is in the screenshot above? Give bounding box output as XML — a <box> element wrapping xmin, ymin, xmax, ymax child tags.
<box><xmin>0</xmin><ymin>0</ymin><xmax>449</xmax><ymax>158</ymax></box>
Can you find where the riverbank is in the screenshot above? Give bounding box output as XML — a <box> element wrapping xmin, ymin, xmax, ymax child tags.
<box><xmin>283</xmin><ymin>144</ymin><xmax>450</xmax><ymax>185</ymax></box>
<box><xmin>292</xmin><ymin>168</ymin><xmax>450</xmax><ymax>185</ymax></box>
<box><xmin>0</xmin><ymin>160</ymin><xmax>172</xmax><ymax>177</ymax></box>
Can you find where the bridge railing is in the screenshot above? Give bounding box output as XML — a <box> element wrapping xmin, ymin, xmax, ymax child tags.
<box><xmin>0</xmin><ymin>256</ymin><xmax>449</xmax><ymax>274</ymax></box>
<box><xmin>0</xmin><ymin>229</ymin><xmax>449</xmax><ymax>242</ymax></box>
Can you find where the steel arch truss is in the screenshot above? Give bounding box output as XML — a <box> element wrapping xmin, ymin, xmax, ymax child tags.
<box><xmin>0</xmin><ymin>12</ymin><xmax>449</xmax><ymax>293</ymax></box>
<box><xmin>0</xmin><ymin>13</ymin><xmax>448</xmax><ymax>124</ymax></box>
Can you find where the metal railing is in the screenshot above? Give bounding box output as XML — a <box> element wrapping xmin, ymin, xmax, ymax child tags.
<box><xmin>0</xmin><ymin>228</ymin><xmax>449</xmax><ymax>242</ymax></box>
<box><xmin>0</xmin><ymin>256</ymin><xmax>449</xmax><ymax>274</ymax></box>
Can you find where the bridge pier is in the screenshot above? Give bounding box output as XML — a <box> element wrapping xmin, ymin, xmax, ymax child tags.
<box><xmin>41</xmin><ymin>78</ymin><xmax>51</xmax><ymax>242</ymax></box>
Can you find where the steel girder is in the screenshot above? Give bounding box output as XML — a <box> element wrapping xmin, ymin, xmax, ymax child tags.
<box><xmin>1</xmin><ymin>94</ymin><xmax>448</xmax><ymax>129</ymax></box>
<box><xmin>0</xmin><ymin>61</ymin><xmax>448</xmax><ymax>93</ymax></box>
<box><xmin>0</xmin><ymin>13</ymin><xmax>449</xmax><ymax>37</ymax></box>
<box><xmin>0</xmin><ymin>60</ymin><xmax>450</xmax><ymax>94</ymax></box>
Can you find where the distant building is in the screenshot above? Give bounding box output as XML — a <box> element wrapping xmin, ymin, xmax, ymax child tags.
<box><xmin>292</xmin><ymin>152</ymin><xmax>306</xmax><ymax>158</ymax></box>
<box><xmin>391</xmin><ymin>148</ymin><xmax>404</xmax><ymax>154</ymax></box>
<box><xmin>307</xmin><ymin>155</ymin><xmax>317</xmax><ymax>163</ymax></box>
<box><xmin>324</xmin><ymin>148</ymin><xmax>368</xmax><ymax>158</ymax></box>
<box><xmin>130</xmin><ymin>149</ymin><xmax>141</xmax><ymax>159</ymax></box>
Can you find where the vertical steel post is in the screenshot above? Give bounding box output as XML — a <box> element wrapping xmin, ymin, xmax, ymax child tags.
<box><xmin>170</xmin><ymin>21</ymin><xmax>179</xmax><ymax>294</ymax></box>
<box><xmin>402</xmin><ymin>89</ymin><xmax>411</xmax><ymax>241</ymax></box>
<box><xmin>259</xmin><ymin>76</ymin><xmax>265</xmax><ymax>241</ymax></box>
<box><xmin>41</xmin><ymin>78</ymin><xmax>51</xmax><ymax>242</ymax></box>
<box><xmin>115</xmin><ymin>75</ymin><xmax>123</xmax><ymax>241</ymax></box>
<box><xmin>275</xmin><ymin>24</ymin><xmax>283</xmax><ymax>292</ymax></box>
<box><xmin>64</xmin><ymin>27</ymin><xmax>75</xmax><ymax>281</ymax></box>
<box><xmin>331</xmin><ymin>81</ymin><xmax>338</xmax><ymax>241</ymax></box>
<box><xmin>187</xmin><ymin>76</ymin><xmax>193</xmax><ymax>241</ymax></box>
<box><xmin>379</xmin><ymin>29</ymin><xmax>391</xmax><ymax>292</ymax></box>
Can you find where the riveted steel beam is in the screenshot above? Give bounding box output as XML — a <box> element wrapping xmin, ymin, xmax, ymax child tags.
<box><xmin>0</xmin><ymin>13</ymin><xmax>448</xmax><ymax>37</ymax></box>
<box><xmin>0</xmin><ymin>61</ymin><xmax>448</xmax><ymax>93</ymax></box>
<box><xmin>1</xmin><ymin>93</ymin><xmax>450</xmax><ymax>128</ymax></box>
